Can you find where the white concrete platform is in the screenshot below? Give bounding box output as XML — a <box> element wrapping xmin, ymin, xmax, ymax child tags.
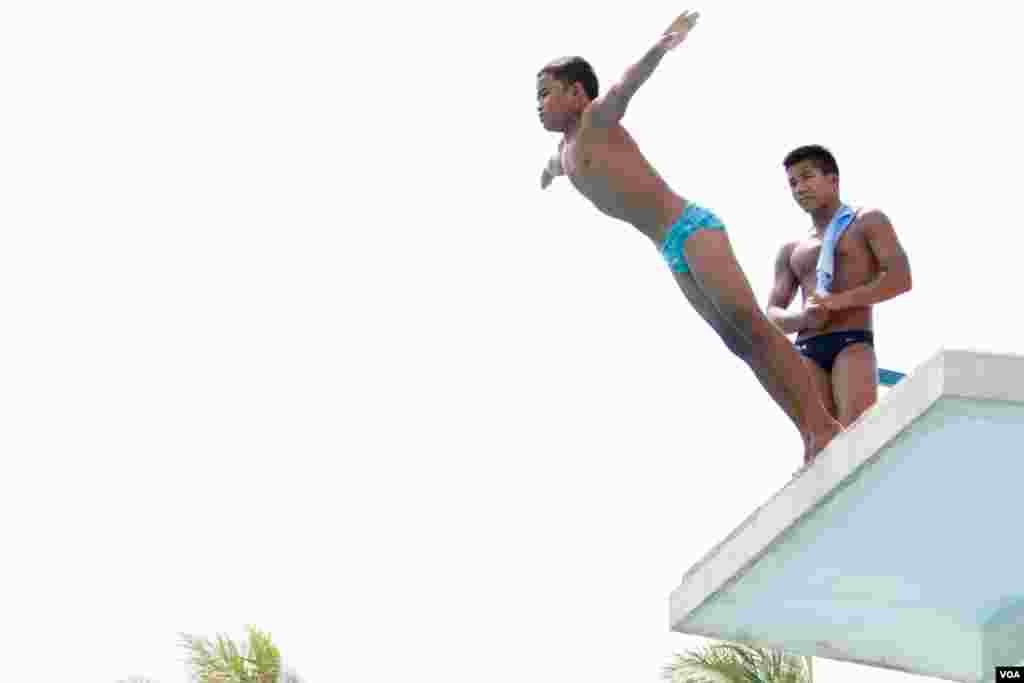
<box><xmin>669</xmin><ymin>349</ymin><xmax>1024</xmax><ymax>683</ymax></box>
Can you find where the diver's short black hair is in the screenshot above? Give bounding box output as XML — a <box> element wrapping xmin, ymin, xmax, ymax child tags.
<box><xmin>538</xmin><ymin>56</ymin><xmax>599</xmax><ymax>100</ymax></box>
<box><xmin>783</xmin><ymin>145</ymin><xmax>839</xmax><ymax>176</ymax></box>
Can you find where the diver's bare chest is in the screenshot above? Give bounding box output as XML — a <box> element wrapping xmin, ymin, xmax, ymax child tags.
<box><xmin>560</xmin><ymin>140</ymin><xmax>597</xmax><ymax>177</ymax></box>
<box><xmin>561</xmin><ymin>127</ymin><xmax>628</xmax><ymax>175</ymax></box>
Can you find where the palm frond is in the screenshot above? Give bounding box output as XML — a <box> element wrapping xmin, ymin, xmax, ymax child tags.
<box><xmin>179</xmin><ymin>626</ymin><xmax>286</xmax><ymax>683</ymax></box>
<box><xmin>663</xmin><ymin>642</ymin><xmax>812</xmax><ymax>683</ymax></box>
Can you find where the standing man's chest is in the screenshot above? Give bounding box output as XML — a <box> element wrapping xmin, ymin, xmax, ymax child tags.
<box><xmin>790</xmin><ymin>224</ymin><xmax>871</xmax><ymax>283</ymax></box>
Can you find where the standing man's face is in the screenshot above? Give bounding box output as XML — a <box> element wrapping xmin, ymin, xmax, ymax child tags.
<box><xmin>787</xmin><ymin>160</ymin><xmax>838</xmax><ymax>212</ymax></box>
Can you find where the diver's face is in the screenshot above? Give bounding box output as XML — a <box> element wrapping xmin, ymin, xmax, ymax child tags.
<box><xmin>536</xmin><ymin>74</ymin><xmax>582</xmax><ymax>132</ymax></box>
<box><xmin>787</xmin><ymin>160</ymin><xmax>838</xmax><ymax>212</ymax></box>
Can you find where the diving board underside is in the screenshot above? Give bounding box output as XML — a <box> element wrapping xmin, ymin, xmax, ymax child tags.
<box><xmin>669</xmin><ymin>348</ymin><xmax>1024</xmax><ymax>683</ymax></box>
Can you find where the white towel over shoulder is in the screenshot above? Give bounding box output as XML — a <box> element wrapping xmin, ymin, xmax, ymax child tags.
<box><xmin>815</xmin><ymin>204</ymin><xmax>858</xmax><ymax>295</ymax></box>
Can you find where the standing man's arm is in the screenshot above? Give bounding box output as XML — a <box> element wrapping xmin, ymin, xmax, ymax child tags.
<box><xmin>809</xmin><ymin>210</ymin><xmax>912</xmax><ymax>311</ymax></box>
<box><xmin>767</xmin><ymin>242</ymin><xmax>828</xmax><ymax>335</ymax></box>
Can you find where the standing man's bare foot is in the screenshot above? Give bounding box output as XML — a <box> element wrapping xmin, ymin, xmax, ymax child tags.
<box><xmin>803</xmin><ymin>420</ymin><xmax>843</xmax><ymax>465</ymax></box>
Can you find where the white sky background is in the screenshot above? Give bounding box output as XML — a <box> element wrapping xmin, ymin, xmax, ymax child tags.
<box><xmin>1</xmin><ymin>1</ymin><xmax>1020</xmax><ymax>681</ymax></box>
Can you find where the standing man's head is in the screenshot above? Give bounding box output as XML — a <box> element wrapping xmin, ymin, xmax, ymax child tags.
<box><xmin>536</xmin><ymin>56</ymin><xmax>599</xmax><ymax>132</ymax></box>
<box><xmin>784</xmin><ymin>145</ymin><xmax>840</xmax><ymax>212</ymax></box>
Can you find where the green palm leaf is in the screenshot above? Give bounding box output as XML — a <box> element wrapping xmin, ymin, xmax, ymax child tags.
<box><xmin>663</xmin><ymin>642</ymin><xmax>812</xmax><ymax>683</ymax></box>
<box><xmin>179</xmin><ymin>625</ymin><xmax>289</xmax><ymax>683</ymax></box>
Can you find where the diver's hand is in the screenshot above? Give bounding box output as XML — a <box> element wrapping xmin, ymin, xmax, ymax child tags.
<box><xmin>659</xmin><ymin>9</ymin><xmax>700</xmax><ymax>50</ymax></box>
<box><xmin>541</xmin><ymin>153</ymin><xmax>562</xmax><ymax>189</ymax></box>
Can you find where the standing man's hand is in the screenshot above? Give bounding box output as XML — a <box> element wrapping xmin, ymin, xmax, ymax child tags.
<box><xmin>801</xmin><ymin>302</ymin><xmax>830</xmax><ymax>331</ymax></box>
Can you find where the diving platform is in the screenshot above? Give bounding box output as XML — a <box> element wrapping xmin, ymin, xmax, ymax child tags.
<box><xmin>669</xmin><ymin>349</ymin><xmax>1024</xmax><ymax>683</ymax></box>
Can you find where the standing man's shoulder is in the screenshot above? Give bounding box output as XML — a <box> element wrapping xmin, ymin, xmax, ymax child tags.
<box><xmin>855</xmin><ymin>207</ymin><xmax>893</xmax><ymax>229</ymax></box>
<box><xmin>849</xmin><ymin>207</ymin><xmax>894</xmax><ymax>242</ymax></box>
<box><xmin>774</xmin><ymin>239</ymin><xmax>802</xmax><ymax>272</ymax></box>
<box><xmin>778</xmin><ymin>238</ymin><xmax>801</xmax><ymax>258</ymax></box>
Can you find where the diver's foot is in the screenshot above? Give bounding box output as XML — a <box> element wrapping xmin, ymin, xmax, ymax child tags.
<box><xmin>803</xmin><ymin>420</ymin><xmax>843</xmax><ymax>466</ymax></box>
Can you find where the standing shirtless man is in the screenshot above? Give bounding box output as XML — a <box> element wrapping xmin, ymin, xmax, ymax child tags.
<box><xmin>767</xmin><ymin>145</ymin><xmax>912</xmax><ymax>427</ymax></box>
<box><xmin>537</xmin><ymin>10</ymin><xmax>842</xmax><ymax>463</ymax></box>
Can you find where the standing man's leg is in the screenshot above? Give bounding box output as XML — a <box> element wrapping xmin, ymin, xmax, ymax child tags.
<box><xmin>831</xmin><ymin>343</ymin><xmax>878</xmax><ymax>426</ymax></box>
<box><xmin>802</xmin><ymin>356</ymin><xmax>837</xmax><ymax>422</ymax></box>
<box><xmin>683</xmin><ymin>229</ymin><xmax>842</xmax><ymax>460</ymax></box>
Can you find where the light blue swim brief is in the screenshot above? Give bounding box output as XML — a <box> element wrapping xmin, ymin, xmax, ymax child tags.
<box><xmin>659</xmin><ymin>201</ymin><xmax>726</xmax><ymax>273</ymax></box>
